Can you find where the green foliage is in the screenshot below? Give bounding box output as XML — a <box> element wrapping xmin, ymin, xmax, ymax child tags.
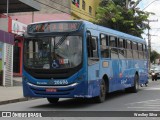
<box><xmin>150</xmin><ymin>50</ymin><xmax>160</xmax><ymax>63</ymax></box>
<box><xmin>93</xmin><ymin>0</ymin><xmax>153</xmax><ymax>37</ymax></box>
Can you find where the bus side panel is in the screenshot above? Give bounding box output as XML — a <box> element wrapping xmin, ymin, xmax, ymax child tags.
<box><xmin>99</xmin><ymin>59</ymin><xmax>128</xmax><ymax>93</ymax></box>
<box><xmin>99</xmin><ymin>60</ymin><xmax>113</xmax><ymax>92</ymax></box>
<box><xmin>111</xmin><ymin>59</ymin><xmax>124</xmax><ymax>91</ymax></box>
<box><xmin>99</xmin><ymin>59</ymin><xmax>122</xmax><ymax>92</ymax></box>
<box><xmin>136</xmin><ymin>60</ymin><xmax>148</xmax><ymax>85</ymax></box>
<box><xmin>98</xmin><ymin>59</ymin><xmax>148</xmax><ymax>93</ymax></box>
<box><xmin>124</xmin><ymin>60</ymin><xmax>148</xmax><ymax>87</ymax></box>
<box><xmin>87</xmin><ymin>63</ymin><xmax>101</xmax><ymax>98</ymax></box>
<box><xmin>111</xmin><ymin>59</ymin><xmax>128</xmax><ymax>91</ymax></box>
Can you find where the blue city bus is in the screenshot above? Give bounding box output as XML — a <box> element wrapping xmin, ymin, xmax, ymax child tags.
<box><xmin>23</xmin><ymin>20</ymin><xmax>148</xmax><ymax>103</ymax></box>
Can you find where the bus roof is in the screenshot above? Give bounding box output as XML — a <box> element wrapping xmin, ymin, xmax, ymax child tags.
<box><xmin>82</xmin><ymin>20</ymin><xmax>145</xmax><ymax>44</ymax></box>
<box><xmin>29</xmin><ymin>20</ymin><xmax>145</xmax><ymax>43</ymax></box>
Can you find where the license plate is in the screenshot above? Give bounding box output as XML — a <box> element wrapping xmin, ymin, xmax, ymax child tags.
<box><xmin>46</xmin><ymin>88</ymin><xmax>57</xmax><ymax>92</ymax></box>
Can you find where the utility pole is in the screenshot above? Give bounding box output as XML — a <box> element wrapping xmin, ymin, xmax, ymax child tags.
<box><xmin>147</xmin><ymin>19</ymin><xmax>158</xmax><ymax>69</ymax></box>
<box><xmin>126</xmin><ymin>0</ymin><xmax>129</xmax><ymax>9</ymax></box>
<box><xmin>32</xmin><ymin>12</ymin><xmax>34</xmax><ymax>23</ymax></box>
<box><xmin>7</xmin><ymin>0</ymin><xmax>9</xmax><ymax>18</ymax></box>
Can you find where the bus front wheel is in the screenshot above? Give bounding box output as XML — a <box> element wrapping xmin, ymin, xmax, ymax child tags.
<box><xmin>94</xmin><ymin>79</ymin><xmax>106</xmax><ymax>103</ymax></box>
<box><xmin>47</xmin><ymin>98</ymin><xmax>59</xmax><ymax>104</ymax></box>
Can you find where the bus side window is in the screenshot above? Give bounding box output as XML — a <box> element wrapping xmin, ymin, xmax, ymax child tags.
<box><xmin>100</xmin><ymin>34</ymin><xmax>110</xmax><ymax>58</ymax></box>
<box><xmin>123</xmin><ymin>39</ymin><xmax>126</xmax><ymax>48</ymax></box>
<box><xmin>110</xmin><ymin>36</ymin><xmax>118</xmax><ymax>59</ymax></box>
<box><xmin>138</xmin><ymin>43</ymin><xmax>143</xmax><ymax>59</ymax></box>
<box><xmin>92</xmin><ymin>37</ymin><xmax>98</xmax><ymax>58</ymax></box>
<box><xmin>109</xmin><ymin>36</ymin><xmax>116</xmax><ymax>47</ymax></box>
<box><xmin>111</xmin><ymin>48</ymin><xmax>119</xmax><ymax>59</ymax></box>
<box><xmin>118</xmin><ymin>38</ymin><xmax>124</xmax><ymax>48</ymax></box>
<box><xmin>118</xmin><ymin>38</ymin><xmax>126</xmax><ymax>59</ymax></box>
<box><xmin>87</xmin><ymin>37</ymin><xmax>98</xmax><ymax>58</ymax></box>
<box><xmin>126</xmin><ymin>40</ymin><xmax>133</xmax><ymax>59</ymax></box>
<box><xmin>132</xmin><ymin>42</ymin><xmax>138</xmax><ymax>59</ymax></box>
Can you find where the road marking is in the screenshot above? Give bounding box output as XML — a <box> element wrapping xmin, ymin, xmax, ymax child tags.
<box><xmin>127</xmin><ymin>106</ymin><xmax>160</xmax><ymax>110</ymax></box>
<box><xmin>143</xmin><ymin>87</ymin><xmax>160</xmax><ymax>90</ymax></box>
<box><xmin>126</xmin><ymin>99</ymin><xmax>160</xmax><ymax>110</ymax></box>
<box><xmin>146</xmin><ymin>105</ymin><xmax>160</xmax><ymax>106</ymax></box>
<box><xmin>125</xmin><ymin>99</ymin><xmax>160</xmax><ymax>105</ymax></box>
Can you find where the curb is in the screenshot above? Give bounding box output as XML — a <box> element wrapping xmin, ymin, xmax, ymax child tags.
<box><xmin>0</xmin><ymin>97</ymin><xmax>37</xmax><ymax>105</ymax></box>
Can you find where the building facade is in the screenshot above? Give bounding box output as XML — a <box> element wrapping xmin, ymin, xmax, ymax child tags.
<box><xmin>0</xmin><ymin>0</ymin><xmax>40</xmax><ymax>86</ymax></box>
<box><xmin>0</xmin><ymin>29</ymin><xmax>14</xmax><ymax>87</ymax></box>
<box><xmin>10</xmin><ymin>20</ymin><xmax>27</xmax><ymax>77</ymax></box>
<box><xmin>71</xmin><ymin>0</ymin><xmax>100</xmax><ymax>21</ymax></box>
<box><xmin>10</xmin><ymin>0</ymin><xmax>100</xmax><ymax>24</ymax></box>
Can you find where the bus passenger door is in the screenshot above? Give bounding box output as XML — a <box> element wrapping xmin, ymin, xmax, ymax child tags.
<box><xmin>87</xmin><ymin>31</ymin><xmax>100</xmax><ymax>97</ymax></box>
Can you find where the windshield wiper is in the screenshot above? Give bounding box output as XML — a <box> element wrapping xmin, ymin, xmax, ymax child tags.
<box><xmin>55</xmin><ymin>34</ymin><xmax>69</xmax><ymax>48</ymax></box>
<box><xmin>52</xmin><ymin>34</ymin><xmax>69</xmax><ymax>59</ymax></box>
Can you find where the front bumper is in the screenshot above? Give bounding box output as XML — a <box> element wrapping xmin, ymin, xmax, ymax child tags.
<box><xmin>23</xmin><ymin>80</ymin><xmax>88</xmax><ymax>98</ymax></box>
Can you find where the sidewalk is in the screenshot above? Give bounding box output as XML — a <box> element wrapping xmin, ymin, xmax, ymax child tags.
<box><xmin>0</xmin><ymin>77</ymin><xmax>35</xmax><ymax>105</ymax></box>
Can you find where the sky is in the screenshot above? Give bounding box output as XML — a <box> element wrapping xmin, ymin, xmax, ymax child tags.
<box><xmin>137</xmin><ymin>0</ymin><xmax>160</xmax><ymax>53</ymax></box>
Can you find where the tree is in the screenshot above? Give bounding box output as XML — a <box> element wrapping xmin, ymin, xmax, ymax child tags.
<box><xmin>150</xmin><ymin>50</ymin><xmax>160</xmax><ymax>63</ymax></box>
<box><xmin>93</xmin><ymin>0</ymin><xmax>153</xmax><ymax>37</ymax></box>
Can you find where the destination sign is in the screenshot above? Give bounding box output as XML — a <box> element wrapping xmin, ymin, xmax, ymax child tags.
<box><xmin>27</xmin><ymin>22</ymin><xmax>82</xmax><ymax>33</ymax></box>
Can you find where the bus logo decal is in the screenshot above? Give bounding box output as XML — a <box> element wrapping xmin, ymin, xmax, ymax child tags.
<box><xmin>52</xmin><ymin>60</ymin><xmax>59</xmax><ymax>68</ymax></box>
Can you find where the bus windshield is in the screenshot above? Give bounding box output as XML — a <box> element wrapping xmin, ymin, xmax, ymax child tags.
<box><xmin>24</xmin><ymin>36</ymin><xmax>82</xmax><ymax>69</ymax></box>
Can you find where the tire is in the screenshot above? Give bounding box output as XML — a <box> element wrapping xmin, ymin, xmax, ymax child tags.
<box><xmin>155</xmin><ymin>75</ymin><xmax>157</xmax><ymax>81</ymax></box>
<box><xmin>125</xmin><ymin>74</ymin><xmax>139</xmax><ymax>93</ymax></box>
<box><xmin>47</xmin><ymin>98</ymin><xmax>59</xmax><ymax>104</ymax></box>
<box><xmin>94</xmin><ymin>79</ymin><xmax>106</xmax><ymax>103</ymax></box>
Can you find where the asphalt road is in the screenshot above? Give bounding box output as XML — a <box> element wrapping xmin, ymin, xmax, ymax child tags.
<box><xmin>0</xmin><ymin>79</ymin><xmax>160</xmax><ymax>120</ymax></box>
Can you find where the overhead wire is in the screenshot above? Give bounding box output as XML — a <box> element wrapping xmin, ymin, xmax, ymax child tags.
<box><xmin>50</xmin><ymin>0</ymin><xmax>71</xmax><ymax>9</ymax></box>
<box><xmin>34</xmin><ymin>0</ymin><xmax>71</xmax><ymax>15</ymax></box>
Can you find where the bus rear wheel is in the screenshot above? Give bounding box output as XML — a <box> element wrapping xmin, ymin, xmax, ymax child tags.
<box><xmin>126</xmin><ymin>74</ymin><xmax>139</xmax><ymax>93</ymax></box>
<box><xmin>94</xmin><ymin>79</ymin><xmax>106</xmax><ymax>103</ymax></box>
<box><xmin>47</xmin><ymin>98</ymin><xmax>59</xmax><ymax>104</ymax></box>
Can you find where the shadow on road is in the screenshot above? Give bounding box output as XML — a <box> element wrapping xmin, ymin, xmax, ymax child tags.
<box><xmin>31</xmin><ymin>90</ymin><xmax>139</xmax><ymax>109</ymax></box>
